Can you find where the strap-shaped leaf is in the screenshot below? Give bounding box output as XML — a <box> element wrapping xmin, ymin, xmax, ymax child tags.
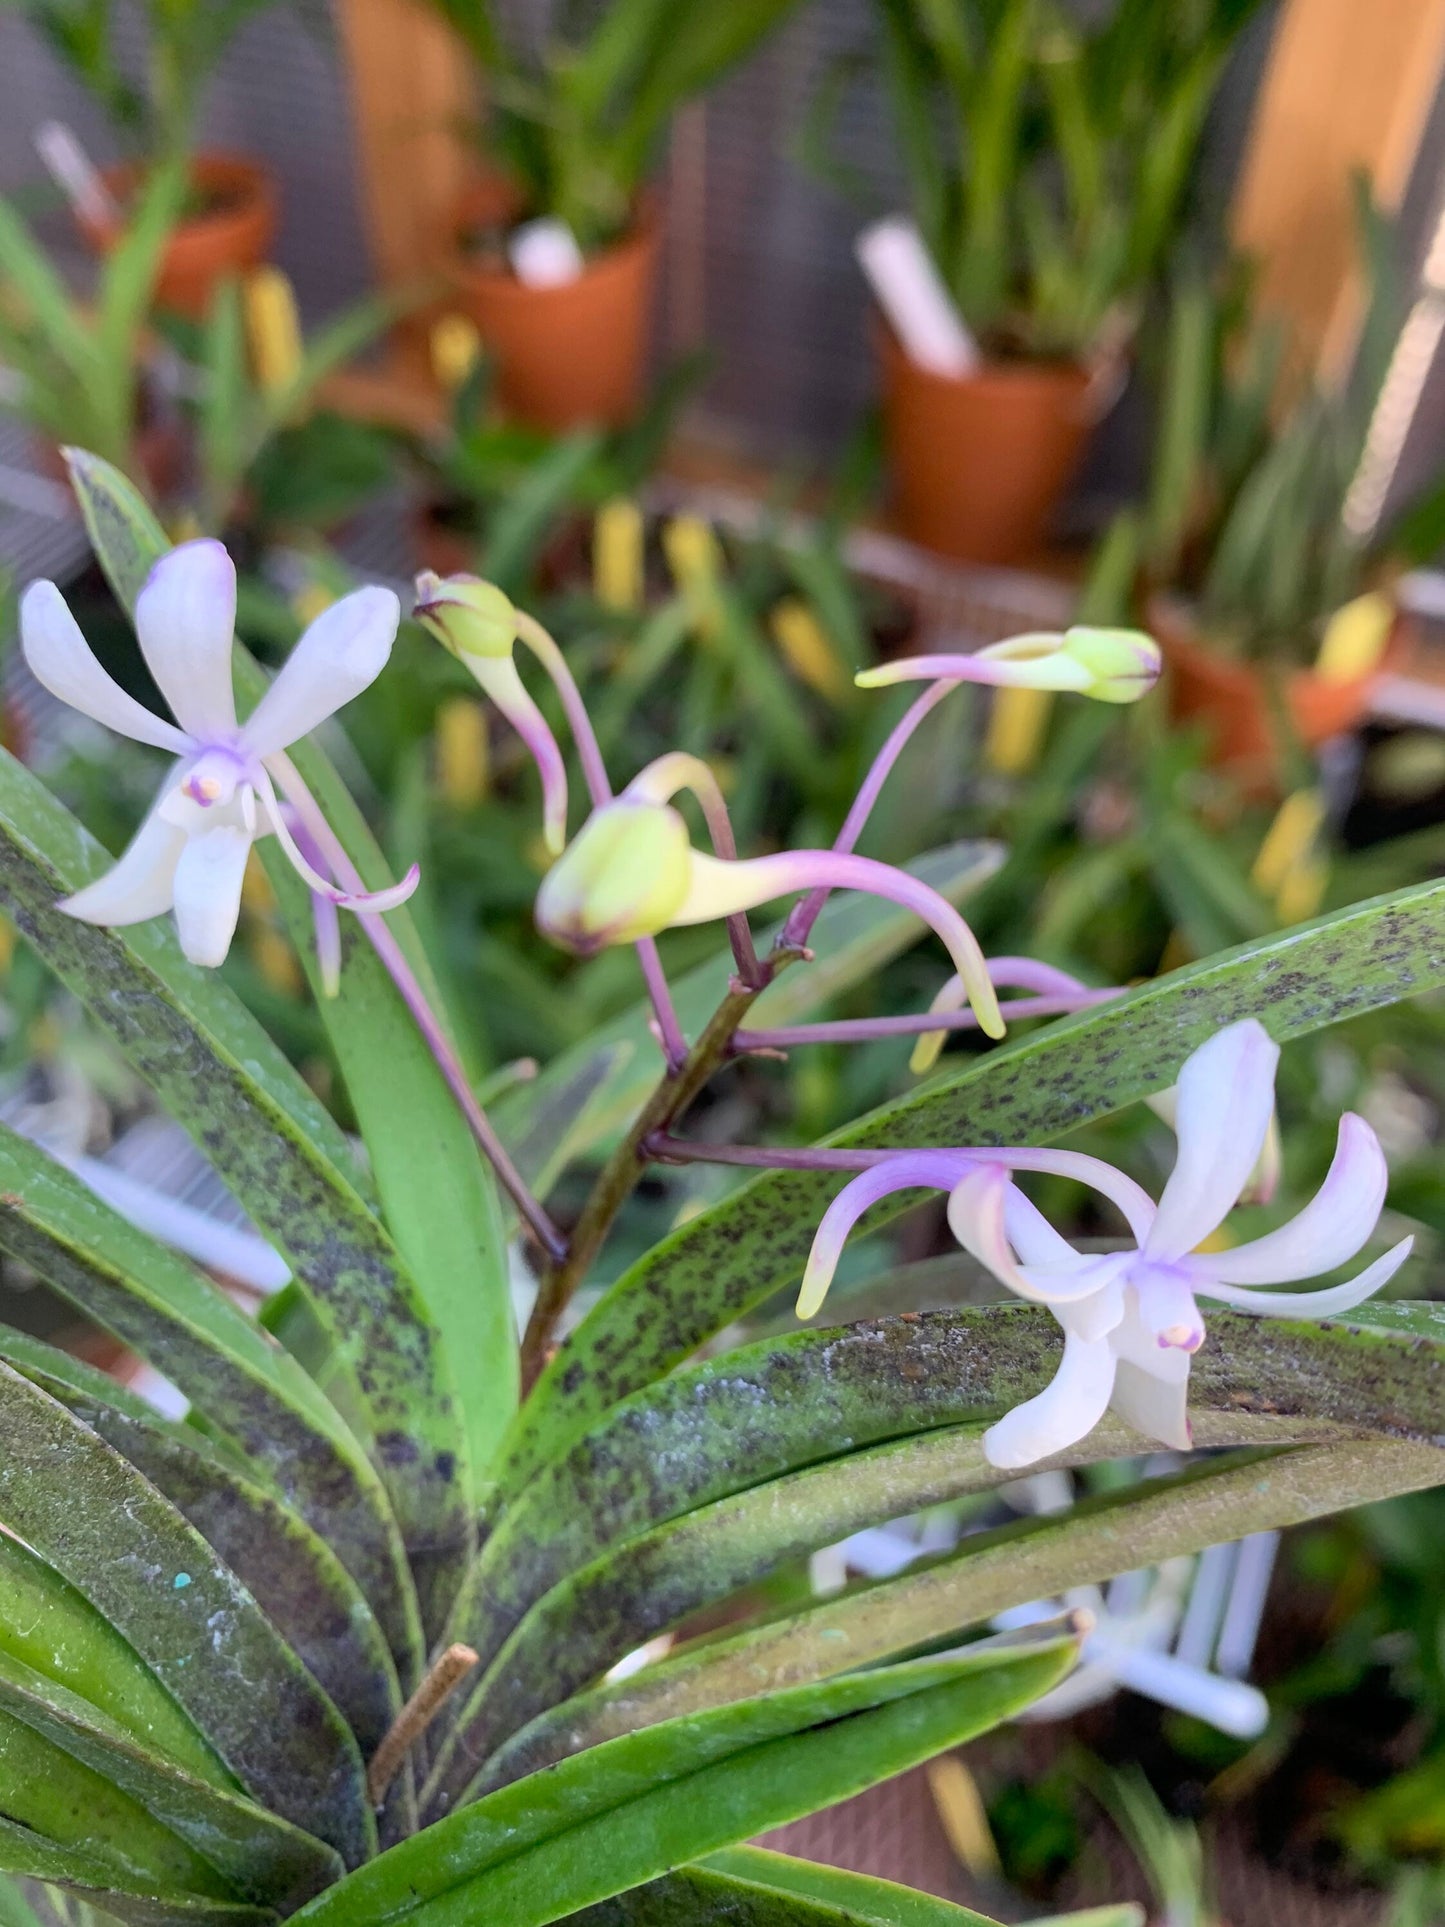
<box><xmin>63</xmin><ymin>449</ymin><xmax>477</xmax><ymax>1599</ymax></box>
<box><xmin>293</xmin><ymin>1643</ymin><xmax>1075</xmax><ymax>1927</ymax></box>
<box><xmin>0</xmin><ymin>749</ymin><xmax>465</xmax><ymax>1612</ymax></box>
<box><xmin>0</xmin><ymin>1365</ymin><xmax>373</xmax><ymax>1868</ymax></box>
<box><xmin>0</xmin><ymin>1645</ymin><xmax>339</xmax><ymax>1911</ymax></box>
<box><xmin>0</xmin><ymin>1818</ymin><xmax>268</xmax><ymax>1927</ymax></box>
<box><xmin>486</xmin><ymin>1436</ymin><xmax>1444</xmax><ymax>1793</ymax></box>
<box><xmin>504</xmin><ymin>878</ymin><xmax>1445</xmax><ymax>1491</ymax></box>
<box><xmin>0</xmin><ymin>1328</ymin><xmax>401</xmax><ymax>1757</ymax></box>
<box><xmin>0</xmin><ymin>1127</ymin><xmax>421</xmax><ymax>1683</ymax></box>
<box><xmin>494</xmin><ymin>840</ymin><xmax>1003</xmax><ymax>1194</ymax></box>
<box><xmin>576</xmin><ymin>1851</ymin><xmax>1144</xmax><ymax>1926</ymax></box>
<box><xmin>427</xmin><ymin>1302</ymin><xmax>1444</xmax><ymax>1803</ymax></box>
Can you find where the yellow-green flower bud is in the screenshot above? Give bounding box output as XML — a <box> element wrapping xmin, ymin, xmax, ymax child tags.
<box><xmin>1057</xmin><ymin>626</ymin><xmax>1160</xmax><ymax>703</ymax></box>
<box><xmin>413</xmin><ymin>572</ymin><xmax>516</xmax><ymax>661</ymax></box>
<box><xmin>535</xmin><ymin>801</ymin><xmax>694</xmax><ymax>954</ymax></box>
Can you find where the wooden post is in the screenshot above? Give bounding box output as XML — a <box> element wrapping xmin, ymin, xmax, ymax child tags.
<box><xmin>1231</xmin><ymin>0</ymin><xmax>1445</xmax><ymax>382</ymax></box>
<box><xmin>333</xmin><ymin>0</ymin><xmax>475</xmax><ymax>293</ymax></box>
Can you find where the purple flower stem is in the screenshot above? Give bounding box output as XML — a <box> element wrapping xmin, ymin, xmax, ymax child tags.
<box><xmin>513</xmin><ymin>609</ymin><xmax>689</xmax><ymax>1065</ymax></box>
<box><xmin>735</xmin><ymin>987</ymin><xmax>1120</xmax><ymax>1051</ymax></box>
<box><xmin>783</xmin><ymin>679</ymin><xmax>954</xmax><ymax>950</ymax></box>
<box><xmin>271</xmin><ymin>754</ymin><xmax>567</xmax><ymax>1260</ymax></box>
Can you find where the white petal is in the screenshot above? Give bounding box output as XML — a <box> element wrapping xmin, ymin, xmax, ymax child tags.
<box><xmin>1003</xmin><ymin>1186</ymin><xmax>1083</xmax><ymax>1265</ymax></box>
<box><xmin>1199</xmin><ymin>1235</ymin><xmax>1414</xmax><ymax>1320</ymax></box>
<box><xmin>1194</xmin><ymin>1113</ymin><xmax>1387</xmax><ymax>1286</ymax></box>
<box><xmin>982</xmin><ymin>1328</ymin><xmax>1117</xmax><ymax>1469</ymax></box>
<box><xmin>170</xmin><ymin>825</ymin><xmax>252</xmax><ymax>967</ymax></box>
<box><xmin>59</xmin><ymin>786</ymin><xmax>187</xmax><ymax>927</ymax></box>
<box><xmin>241</xmin><ymin>587</ymin><xmax>399</xmax><ymax>758</ymax></box>
<box><xmin>21</xmin><ymin>582</ymin><xmax>189</xmax><ymax>753</ymax></box>
<box><xmin>1146</xmin><ymin>1021</ymin><xmax>1279</xmax><ymax>1262</ymax></box>
<box><xmin>1109</xmin><ymin>1360</ymin><xmax>1193</xmax><ymax>1450</ymax></box>
<box><xmin>947</xmin><ymin>1165</ymin><xmax>1119</xmax><ymax>1307</ymax></box>
<box><xmin>135</xmin><ymin>540</ymin><xmax>239</xmax><ymax>740</ymax></box>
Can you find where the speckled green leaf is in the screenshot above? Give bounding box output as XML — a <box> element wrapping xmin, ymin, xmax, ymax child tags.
<box><xmin>61</xmin><ymin>449</ymin><xmax>475</xmax><ymax>1605</ymax></box>
<box><xmin>0</xmin><ymin>749</ymin><xmax>466</xmax><ymax>1618</ymax></box>
<box><xmin>494</xmin><ymin>841</ymin><xmax>1003</xmax><ymax>1195</ymax></box>
<box><xmin>0</xmin><ymin>1327</ymin><xmax>400</xmax><ymax>1757</ymax></box>
<box><xmin>0</xmin><ymin>1364</ymin><xmax>372</xmax><ymax>1867</ymax></box>
<box><xmin>427</xmin><ymin>1302</ymin><xmax>1445</xmax><ymax>1805</ymax></box>
<box><xmin>486</xmin><ymin>1437</ymin><xmax>1444</xmax><ymax>1793</ymax></box>
<box><xmin>0</xmin><ymin>1643</ymin><xmax>339</xmax><ymax>1911</ymax></box>
<box><xmin>0</xmin><ymin>1127</ymin><xmax>420</xmax><ymax>1684</ymax></box>
<box><xmin>575</xmin><ymin>1852</ymin><xmax>1143</xmax><ymax>1926</ymax></box>
<box><xmin>0</xmin><ymin>1816</ymin><xmax>268</xmax><ymax>1926</ymax></box>
<box><xmin>505</xmin><ymin>879</ymin><xmax>1445</xmax><ymax>1491</ymax></box>
<box><xmin>295</xmin><ymin>1643</ymin><xmax>1074</xmax><ymax>1927</ymax></box>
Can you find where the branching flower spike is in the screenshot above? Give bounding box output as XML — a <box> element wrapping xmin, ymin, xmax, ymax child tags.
<box><xmin>535</xmin><ymin>751</ymin><xmax>1006</xmax><ymax>1036</ymax></box>
<box><xmin>22</xmin><ymin>540</ymin><xmax>416</xmax><ymax>967</ymax></box>
<box><xmin>798</xmin><ymin>1021</ymin><xmax>1411</xmax><ymax>1468</ymax></box>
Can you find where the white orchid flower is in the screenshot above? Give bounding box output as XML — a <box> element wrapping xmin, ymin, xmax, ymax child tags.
<box><xmin>21</xmin><ymin>539</ymin><xmax>416</xmax><ymax>968</ymax></box>
<box><xmin>798</xmin><ymin>1020</ymin><xmax>1412</xmax><ymax>1471</ymax></box>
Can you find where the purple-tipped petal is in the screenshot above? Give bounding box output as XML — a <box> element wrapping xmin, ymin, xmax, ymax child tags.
<box><xmin>171</xmin><ymin>823</ymin><xmax>252</xmax><ymax>967</ymax></box>
<box><xmin>1191</xmin><ymin>1113</ymin><xmax>1387</xmax><ymax>1287</ymax></box>
<box><xmin>1145</xmin><ymin>1021</ymin><xmax>1279</xmax><ymax>1263</ymax></box>
<box><xmin>797</xmin><ymin>1151</ymin><xmax>974</xmax><ymax>1318</ymax></box>
<box><xmin>333</xmin><ymin>864</ymin><xmax>420</xmax><ymax>914</ymax></box>
<box><xmin>678</xmin><ymin>848</ymin><xmax>1005</xmax><ymax>1039</ymax></box>
<box><xmin>313</xmin><ymin>890</ymin><xmax>342</xmax><ymax>998</ymax></box>
<box><xmin>242</xmin><ymin>587</ymin><xmax>399</xmax><ymax>758</ymax></box>
<box><xmin>982</xmin><ymin>1328</ymin><xmax>1118</xmax><ymax>1470</ymax></box>
<box><xmin>1198</xmin><ymin>1235</ymin><xmax>1414</xmax><ymax>1320</ymax></box>
<box><xmin>135</xmin><ymin>540</ymin><xmax>239</xmax><ymax>740</ymax></box>
<box><xmin>945</xmin><ymin>1164</ymin><xmax>1121</xmax><ymax>1308</ymax></box>
<box><xmin>22</xmin><ymin>582</ymin><xmax>190</xmax><ymax>754</ymax></box>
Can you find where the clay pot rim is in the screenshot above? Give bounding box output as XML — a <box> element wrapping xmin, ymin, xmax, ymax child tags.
<box><xmin>448</xmin><ymin>184</ymin><xmax>661</xmax><ymax>304</ymax></box>
<box><xmin>78</xmin><ymin>151</ymin><xmax>276</xmax><ymax>251</ymax></box>
<box><xmin>874</xmin><ymin>316</ymin><xmax>1090</xmax><ymax>395</ymax></box>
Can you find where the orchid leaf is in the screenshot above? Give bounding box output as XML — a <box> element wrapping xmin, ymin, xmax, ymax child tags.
<box><xmin>0</xmin><ymin>1819</ymin><xmax>268</xmax><ymax>1926</ymax></box>
<box><xmin>506</xmin><ymin>878</ymin><xmax>1445</xmax><ymax>1488</ymax></box>
<box><xmin>297</xmin><ymin>1642</ymin><xmax>1075</xmax><ymax>1926</ymax></box>
<box><xmin>0</xmin><ymin>1125</ymin><xmax>420</xmax><ymax>1684</ymax></box>
<box><xmin>0</xmin><ymin>1364</ymin><xmax>373</xmax><ymax>1867</ymax></box>
<box><xmin>0</xmin><ymin>745</ymin><xmax>466</xmax><ymax>1622</ymax></box>
<box><xmin>485</xmin><ymin>1436</ymin><xmax>1443</xmax><ymax>1792</ymax></box>
<box><xmin>63</xmin><ymin>448</ymin><xmax>490</xmax><ymax>1581</ymax></box>
<box><xmin>0</xmin><ymin>1642</ymin><xmax>340</xmax><ymax>1910</ymax></box>
<box><xmin>428</xmin><ymin>1301</ymin><xmax>1445</xmax><ymax>1802</ymax></box>
<box><xmin>494</xmin><ymin>839</ymin><xmax>1004</xmax><ymax>1195</ymax></box>
<box><xmin>0</xmin><ymin>1327</ymin><xmax>400</xmax><ymax>1756</ymax></box>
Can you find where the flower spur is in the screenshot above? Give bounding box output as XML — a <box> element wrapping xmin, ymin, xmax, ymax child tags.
<box><xmin>798</xmin><ymin>1021</ymin><xmax>1412</xmax><ymax>1469</ymax></box>
<box><xmin>21</xmin><ymin>538</ymin><xmax>416</xmax><ymax>967</ymax></box>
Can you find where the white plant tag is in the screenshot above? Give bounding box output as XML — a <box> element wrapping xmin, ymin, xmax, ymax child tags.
<box><xmin>856</xmin><ymin>215</ymin><xmax>979</xmax><ymax>378</ymax></box>
<box><xmin>35</xmin><ymin>120</ymin><xmax>116</xmax><ymax>226</ymax></box>
<box><xmin>510</xmin><ymin>218</ymin><xmax>586</xmax><ymax>288</ymax></box>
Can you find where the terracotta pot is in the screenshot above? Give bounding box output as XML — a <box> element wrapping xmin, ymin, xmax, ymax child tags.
<box><xmin>876</xmin><ymin>324</ymin><xmax>1094</xmax><ymax>564</ymax></box>
<box><xmin>77</xmin><ymin>153</ymin><xmax>278</xmax><ymax>320</ymax></box>
<box><xmin>448</xmin><ymin>179</ymin><xmax>659</xmax><ymax>432</ymax></box>
<box><xmin>1152</xmin><ymin>596</ymin><xmax>1397</xmax><ymax>786</ymax></box>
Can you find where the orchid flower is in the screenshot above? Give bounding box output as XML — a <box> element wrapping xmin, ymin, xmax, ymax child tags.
<box><xmin>413</xmin><ymin>572</ymin><xmax>569</xmax><ymax>854</ymax></box>
<box><xmin>855</xmin><ymin>627</ymin><xmax>1162</xmax><ymax>704</ymax></box>
<box><xmin>534</xmin><ymin>750</ymin><xmax>1006</xmax><ymax>1036</ymax></box>
<box><xmin>21</xmin><ymin>540</ymin><xmax>415</xmax><ymax>968</ymax></box>
<box><xmin>798</xmin><ymin>1021</ymin><xmax>1412</xmax><ymax>1469</ymax></box>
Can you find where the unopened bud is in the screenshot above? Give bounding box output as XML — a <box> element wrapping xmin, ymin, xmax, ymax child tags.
<box><xmin>535</xmin><ymin>801</ymin><xmax>694</xmax><ymax>954</ymax></box>
<box><xmin>413</xmin><ymin>573</ymin><xmax>516</xmax><ymax>661</ymax></box>
<box><xmin>1056</xmin><ymin>626</ymin><xmax>1160</xmax><ymax>703</ymax></box>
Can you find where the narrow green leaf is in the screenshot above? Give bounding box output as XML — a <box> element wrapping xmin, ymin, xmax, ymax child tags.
<box><xmin>0</xmin><ymin>1127</ymin><xmax>419</xmax><ymax>1685</ymax></box>
<box><xmin>430</xmin><ymin>1302</ymin><xmax>1445</xmax><ymax>1802</ymax></box>
<box><xmin>0</xmin><ymin>1365</ymin><xmax>373</xmax><ymax>1867</ymax></box>
<box><xmin>493</xmin><ymin>840</ymin><xmax>1004</xmax><ymax>1195</ymax></box>
<box><xmin>0</xmin><ymin>1328</ymin><xmax>400</xmax><ymax>1757</ymax></box>
<box><xmin>566</xmin><ymin>1847</ymin><xmax>1002</xmax><ymax>1923</ymax></box>
<box><xmin>697</xmin><ymin>1851</ymin><xmax>1142</xmax><ymax>1927</ymax></box>
<box><xmin>295</xmin><ymin>1644</ymin><xmax>1075</xmax><ymax>1927</ymax></box>
<box><xmin>506</xmin><ymin>879</ymin><xmax>1445</xmax><ymax>1489</ymax></box>
<box><xmin>0</xmin><ymin>1816</ymin><xmax>271</xmax><ymax>1926</ymax></box>
<box><xmin>487</xmin><ymin>1438</ymin><xmax>1443</xmax><ymax>1792</ymax></box>
<box><xmin>0</xmin><ymin>1645</ymin><xmax>340</xmax><ymax>1910</ymax></box>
